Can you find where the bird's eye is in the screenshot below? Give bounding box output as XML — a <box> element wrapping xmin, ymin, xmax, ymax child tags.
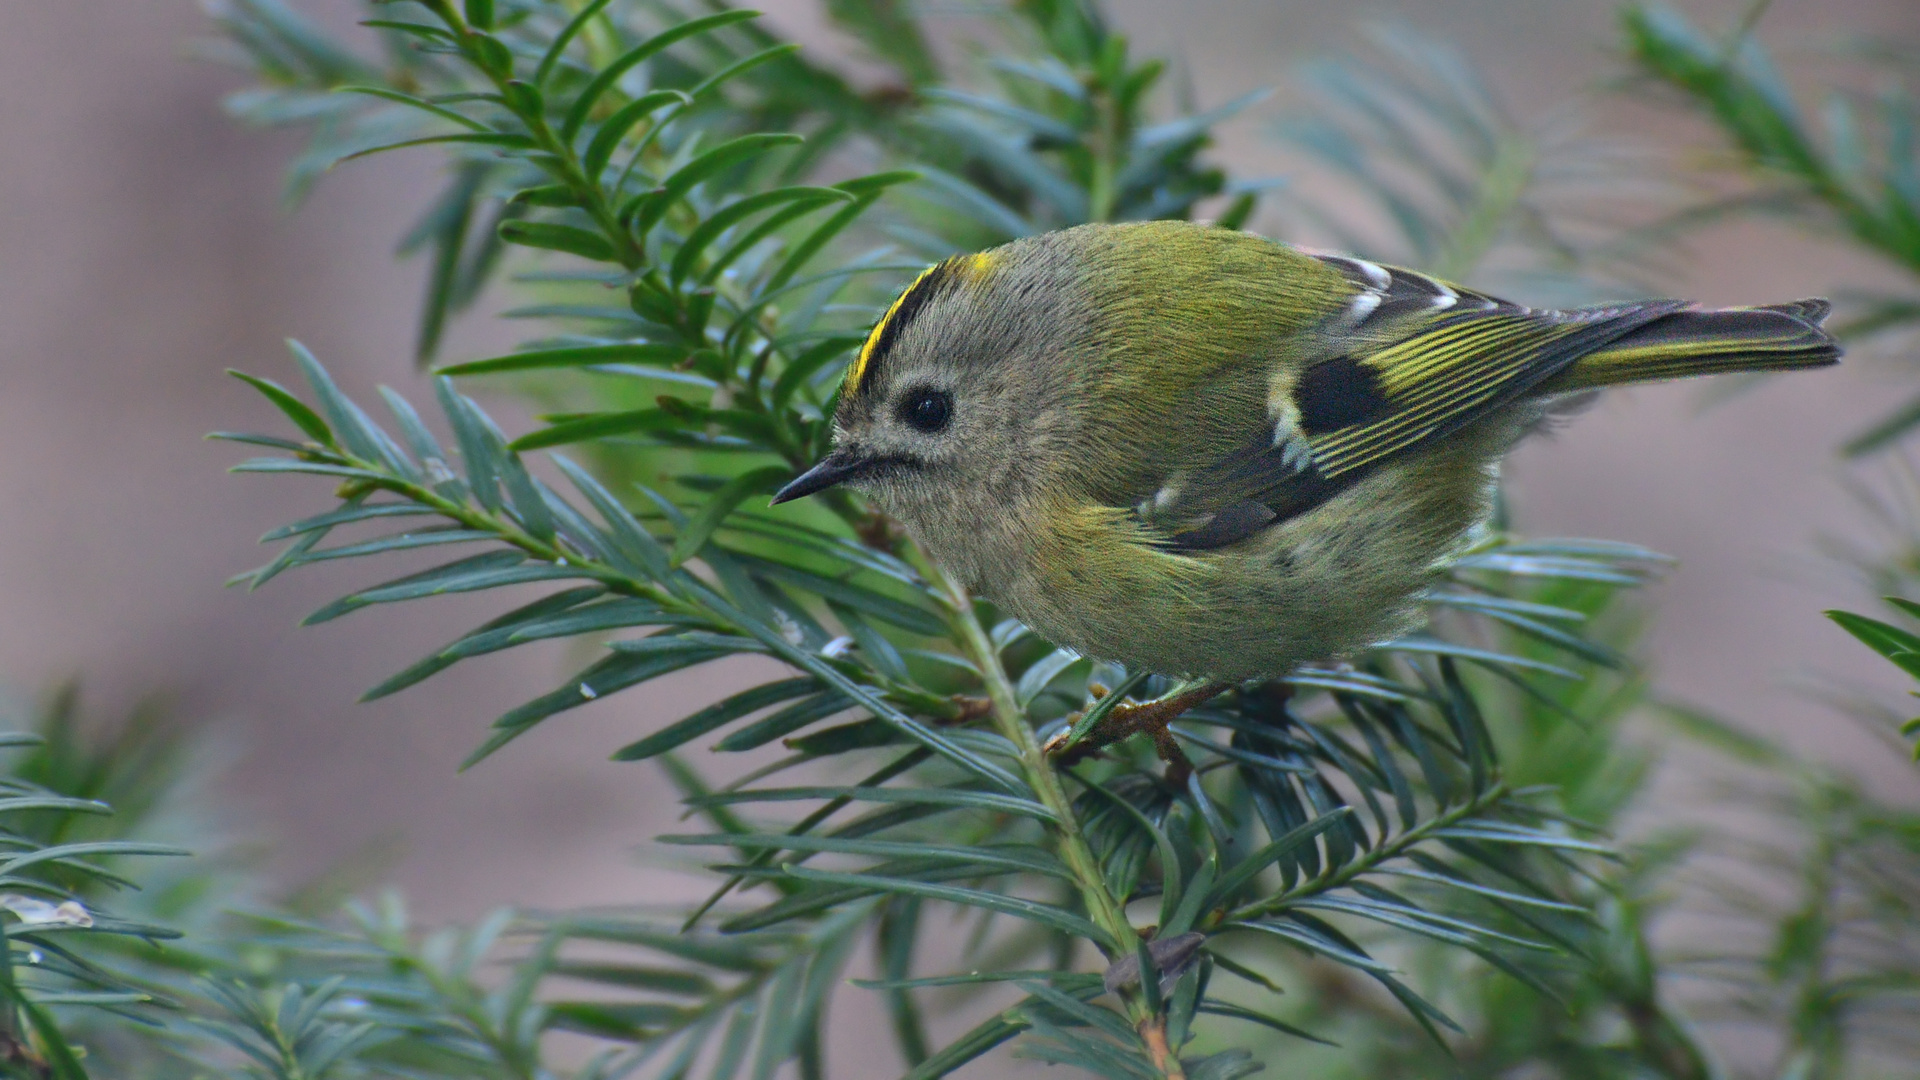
<box><xmin>899</xmin><ymin>388</ymin><xmax>953</xmax><ymax>434</ymax></box>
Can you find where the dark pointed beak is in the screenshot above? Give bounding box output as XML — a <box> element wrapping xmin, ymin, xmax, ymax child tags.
<box><xmin>771</xmin><ymin>450</ymin><xmax>865</xmax><ymax>505</ymax></box>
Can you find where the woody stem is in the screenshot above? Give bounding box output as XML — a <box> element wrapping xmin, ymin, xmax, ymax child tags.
<box><xmin>1049</xmin><ymin>683</ymin><xmax>1231</xmax><ymax>778</ymax></box>
<box><xmin>933</xmin><ymin>568</ymin><xmax>1137</xmax><ymax>956</ymax></box>
<box><xmin>1140</xmin><ymin>1016</ymin><xmax>1188</xmax><ymax>1080</ymax></box>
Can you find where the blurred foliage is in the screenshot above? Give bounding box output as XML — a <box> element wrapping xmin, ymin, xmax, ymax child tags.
<box><xmin>189</xmin><ymin>1</ymin><xmax>1694</xmax><ymax>1077</ymax></box>
<box><xmin>1826</xmin><ymin>597</ymin><xmax>1920</xmax><ymax>762</ymax></box>
<box><xmin>1650</xmin><ymin>701</ymin><xmax>1920</xmax><ymax>1080</ymax></box>
<box><xmin>202</xmin><ymin>0</ymin><xmax>1259</xmax><ymax>364</ymax></box>
<box><xmin>1622</xmin><ymin>7</ymin><xmax>1920</xmax><ymax>1079</ymax></box>
<box><xmin>1626</xmin><ymin>3</ymin><xmax>1920</xmax><ymax>455</ymax></box>
<box><xmin>0</xmin><ymin>1</ymin><xmax>1909</xmax><ymax>1078</ymax></box>
<box><xmin>0</xmin><ymin>689</ymin><xmax>197</xmax><ymax>1078</ymax></box>
<box><xmin>1272</xmin><ymin>25</ymin><xmax>1685</xmax><ymax>305</ymax></box>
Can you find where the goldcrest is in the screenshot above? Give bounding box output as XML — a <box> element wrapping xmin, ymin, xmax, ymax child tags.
<box><xmin>774</xmin><ymin>221</ymin><xmax>1838</xmax><ymax>679</ymax></box>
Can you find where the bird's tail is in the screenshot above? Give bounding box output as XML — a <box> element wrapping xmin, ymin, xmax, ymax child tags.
<box><xmin>1542</xmin><ymin>299</ymin><xmax>1840</xmax><ymax>393</ymax></box>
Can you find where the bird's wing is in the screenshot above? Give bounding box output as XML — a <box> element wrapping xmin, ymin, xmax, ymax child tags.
<box><xmin>1148</xmin><ymin>257</ymin><xmax>1690</xmax><ymax>551</ymax></box>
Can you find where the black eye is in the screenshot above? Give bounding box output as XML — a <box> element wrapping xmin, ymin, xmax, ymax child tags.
<box><xmin>899</xmin><ymin>388</ymin><xmax>953</xmax><ymax>434</ymax></box>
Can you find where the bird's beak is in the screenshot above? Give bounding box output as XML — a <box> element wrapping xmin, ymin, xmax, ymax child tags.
<box><xmin>771</xmin><ymin>449</ymin><xmax>866</xmax><ymax>505</ymax></box>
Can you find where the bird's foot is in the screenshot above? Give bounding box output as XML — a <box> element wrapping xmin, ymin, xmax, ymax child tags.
<box><xmin>1046</xmin><ymin>681</ymin><xmax>1231</xmax><ymax>782</ymax></box>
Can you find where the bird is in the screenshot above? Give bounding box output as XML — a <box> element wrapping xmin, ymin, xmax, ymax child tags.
<box><xmin>770</xmin><ymin>220</ymin><xmax>1838</xmax><ymax>760</ymax></box>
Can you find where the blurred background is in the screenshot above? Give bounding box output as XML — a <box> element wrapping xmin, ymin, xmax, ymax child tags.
<box><xmin>0</xmin><ymin>0</ymin><xmax>1914</xmax><ymax>943</ymax></box>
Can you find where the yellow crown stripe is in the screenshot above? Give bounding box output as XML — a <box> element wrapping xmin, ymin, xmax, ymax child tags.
<box><xmin>848</xmin><ymin>263</ymin><xmax>941</xmax><ymax>396</ymax></box>
<box><xmin>845</xmin><ymin>253</ymin><xmax>998</xmax><ymax>397</ymax></box>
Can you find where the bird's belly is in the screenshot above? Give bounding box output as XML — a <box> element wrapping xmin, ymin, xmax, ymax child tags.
<box><xmin>997</xmin><ymin>444</ymin><xmax>1499</xmax><ymax>679</ymax></box>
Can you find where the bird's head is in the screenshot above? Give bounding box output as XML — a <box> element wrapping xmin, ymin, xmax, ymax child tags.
<box><xmin>772</xmin><ymin>243</ymin><xmax>1092</xmax><ymax>545</ymax></box>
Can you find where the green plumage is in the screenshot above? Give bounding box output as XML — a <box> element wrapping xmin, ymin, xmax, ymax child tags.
<box><xmin>777</xmin><ymin>221</ymin><xmax>1839</xmax><ymax>678</ymax></box>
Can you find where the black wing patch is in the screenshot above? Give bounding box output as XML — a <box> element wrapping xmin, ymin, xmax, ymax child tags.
<box><xmin>1146</xmin><ymin>256</ymin><xmax>1695</xmax><ymax>552</ymax></box>
<box><xmin>1295</xmin><ymin>356</ymin><xmax>1392</xmax><ymax>436</ymax></box>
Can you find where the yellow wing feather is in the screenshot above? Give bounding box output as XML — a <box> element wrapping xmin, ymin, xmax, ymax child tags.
<box><xmin>1307</xmin><ymin>306</ymin><xmax>1680</xmax><ymax>478</ymax></box>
